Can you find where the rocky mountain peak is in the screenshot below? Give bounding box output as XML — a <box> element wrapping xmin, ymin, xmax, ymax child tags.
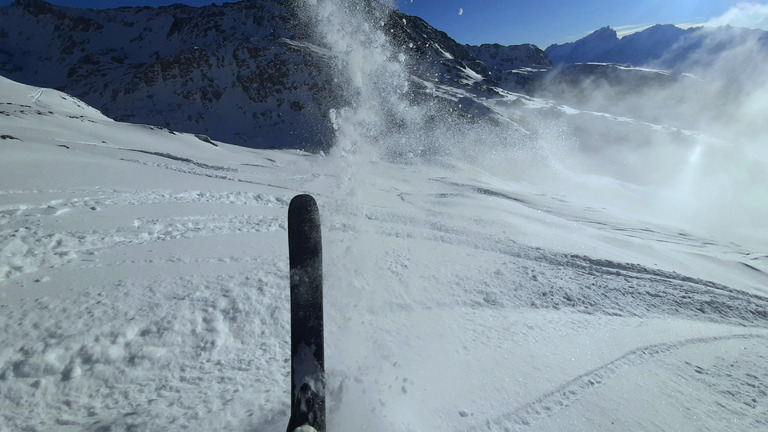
<box><xmin>586</xmin><ymin>26</ymin><xmax>618</xmax><ymax>42</ymax></box>
<box><xmin>545</xmin><ymin>22</ymin><xmax>768</xmax><ymax>72</ymax></box>
<box><xmin>11</xmin><ymin>0</ymin><xmax>56</xmax><ymax>16</ymax></box>
<box><xmin>1</xmin><ymin>0</ymin><xmax>521</xmax><ymax>150</ymax></box>
<box><xmin>466</xmin><ymin>43</ymin><xmax>552</xmax><ymax>70</ymax></box>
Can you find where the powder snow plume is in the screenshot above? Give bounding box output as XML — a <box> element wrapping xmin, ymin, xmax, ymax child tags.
<box><xmin>296</xmin><ymin>0</ymin><xmax>767</xmax><ymax>247</ymax></box>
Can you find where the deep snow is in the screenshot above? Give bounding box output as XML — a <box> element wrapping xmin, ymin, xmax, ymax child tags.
<box><xmin>2</xmin><ymin>69</ymin><xmax>768</xmax><ymax>432</ymax></box>
<box><xmin>3</xmin><ymin>0</ymin><xmax>768</xmax><ymax>429</ymax></box>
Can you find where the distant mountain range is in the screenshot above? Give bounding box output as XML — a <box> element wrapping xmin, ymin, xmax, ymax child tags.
<box><xmin>1</xmin><ymin>0</ymin><xmax>766</xmax><ymax>149</ymax></box>
<box><xmin>545</xmin><ymin>24</ymin><xmax>768</xmax><ymax>73</ymax></box>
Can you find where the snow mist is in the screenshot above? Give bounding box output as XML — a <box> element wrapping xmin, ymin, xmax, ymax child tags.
<box><xmin>293</xmin><ymin>1</ymin><xmax>530</xmax><ymax>429</ymax></box>
<box><xmin>300</xmin><ymin>1</ymin><xmax>766</xmax><ymax>246</ymax></box>
<box><xmin>537</xmin><ymin>28</ymin><xmax>768</xmax><ymax>244</ymax></box>
<box><xmin>295</xmin><ymin>2</ymin><xmax>768</xmax><ymax>426</ymax></box>
<box><xmin>297</xmin><ymin>0</ymin><xmax>523</xmax><ymax>163</ymax></box>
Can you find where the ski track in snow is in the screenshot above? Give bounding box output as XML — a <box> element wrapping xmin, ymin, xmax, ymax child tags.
<box><xmin>316</xmin><ymin>189</ymin><xmax>768</xmax><ymax>431</ymax></box>
<box><xmin>0</xmin><ymin>189</ymin><xmax>288</xmax><ymax>283</ymax></box>
<box><xmin>475</xmin><ymin>333</ymin><xmax>768</xmax><ymax>431</ymax></box>
<box><xmin>118</xmin><ymin>157</ymin><xmax>298</xmax><ymax>190</ymax></box>
<box><xmin>330</xmin><ymin>203</ymin><xmax>768</xmax><ymax>328</ymax></box>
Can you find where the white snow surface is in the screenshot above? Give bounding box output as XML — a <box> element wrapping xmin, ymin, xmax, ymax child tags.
<box><xmin>2</xmin><ymin>72</ymin><xmax>768</xmax><ymax>432</ymax></box>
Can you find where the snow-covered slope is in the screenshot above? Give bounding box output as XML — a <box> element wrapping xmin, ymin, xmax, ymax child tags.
<box><xmin>3</xmin><ymin>0</ymin><xmax>768</xmax><ymax>430</ymax></box>
<box><xmin>3</xmin><ymin>60</ymin><xmax>768</xmax><ymax>432</ymax></box>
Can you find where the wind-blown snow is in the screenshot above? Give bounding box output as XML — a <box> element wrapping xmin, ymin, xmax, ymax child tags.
<box><xmin>2</xmin><ymin>1</ymin><xmax>768</xmax><ymax>430</ymax></box>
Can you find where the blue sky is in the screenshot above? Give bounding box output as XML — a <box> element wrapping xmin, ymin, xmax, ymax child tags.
<box><xmin>396</xmin><ymin>0</ymin><xmax>766</xmax><ymax>47</ymax></box>
<box><xmin>2</xmin><ymin>0</ymin><xmax>767</xmax><ymax>47</ymax></box>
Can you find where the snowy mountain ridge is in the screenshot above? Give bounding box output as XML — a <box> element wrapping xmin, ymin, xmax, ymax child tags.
<box><xmin>0</xmin><ymin>0</ymin><xmax>696</xmax><ymax>150</ymax></box>
<box><xmin>464</xmin><ymin>43</ymin><xmax>552</xmax><ymax>92</ymax></box>
<box><xmin>1</xmin><ymin>0</ymin><xmax>351</xmax><ymax>150</ymax></box>
<box><xmin>4</xmin><ymin>0</ymin><xmax>762</xmax><ymax>155</ymax></box>
<box><xmin>545</xmin><ymin>23</ymin><xmax>768</xmax><ymax>72</ymax></box>
<box><xmin>0</xmin><ymin>0</ymin><xmax>540</xmax><ymax>150</ymax></box>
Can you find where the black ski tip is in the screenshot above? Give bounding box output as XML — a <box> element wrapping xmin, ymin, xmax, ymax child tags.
<box><xmin>290</xmin><ymin>194</ymin><xmax>317</xmax><ymax>211</ymax></box>
<box><xmin>289</xmin><ymin>194</ymin><xmax>319</xmax><ymax>226</ymax></box>
<box><xmin>288</xmin><ymin>195</ymin><xmax>321</xmax><ymax>262</ymax></box>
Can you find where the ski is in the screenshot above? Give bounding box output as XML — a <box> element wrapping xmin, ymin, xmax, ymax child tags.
<box><xmin>287</xmin><ymin>194</ymin><xmax>326</xmax><ymax>432</ymax></box>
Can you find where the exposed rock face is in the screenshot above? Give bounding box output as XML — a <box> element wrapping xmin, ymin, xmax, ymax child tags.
<box><xmin>1</xmin><ymin>0</ymin><xmax>343</xmax><ymax>150</ymax></box>
<box><xmin>466</xmin><ymin>43</ymin><xmax>551</xmax><ymax>70</ymax></box>
<box><xmin>3</xmin><ymin>0</ymin><xmax>530</xmax><ymax>150</ymax></box>
<box><xmin>465</xmin><ymin>43</ymin><xmax>552</xmax><ymax>92</ymax></box>
<box><xmin>8</xmin><ymin>1</ymin><xmax>758</xmax><ymax>151</ymax></box>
